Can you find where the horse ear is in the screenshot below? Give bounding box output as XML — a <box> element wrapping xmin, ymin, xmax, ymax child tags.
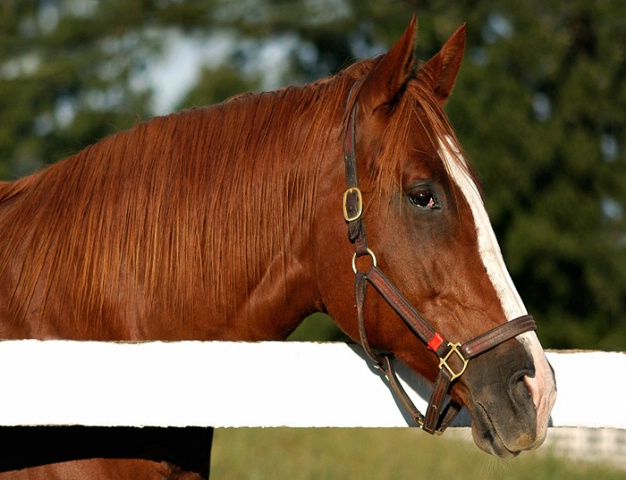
<box><xmin>418</xmin><ymin>23</ymin><xmax>466</xmax><ymax>105</ymax></box>
<box><xmin>359</xmin><ymin>15</ymin><xmax>417</xmax><ymax>112</ymax></box>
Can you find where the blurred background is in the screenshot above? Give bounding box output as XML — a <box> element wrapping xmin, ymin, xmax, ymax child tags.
<box><xmin>1</xmin><ymin>1</ymin><xmax>625</xmax><ymax>349</ymax></box>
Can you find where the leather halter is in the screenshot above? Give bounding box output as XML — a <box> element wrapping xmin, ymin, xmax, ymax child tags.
<box><xmin>342</xmin><ymin>78</ymin><xmax>537</xmax><ymax>434</ymax></box>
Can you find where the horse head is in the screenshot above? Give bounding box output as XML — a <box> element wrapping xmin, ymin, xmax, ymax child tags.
<box><xmin>315</xmin><ymin>16</ymin><xmax>557</xmax><ymax>457</ymax></box>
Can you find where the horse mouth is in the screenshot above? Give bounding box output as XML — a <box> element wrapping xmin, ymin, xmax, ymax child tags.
<box><xmin>471</xmin><ymin>402</ymin><xmax>532</xmax><ymax>458</ymax></box>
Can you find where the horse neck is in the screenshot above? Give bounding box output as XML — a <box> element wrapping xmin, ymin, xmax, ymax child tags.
<box><xmin>205</xmin><ymin>87</ymin><xmax>350</xmax><ymax>340</ymax></box>
<box><xmin>0</xmin><ymin>79</ymin><xmax>351</xmax><ymax>342</ymax></box>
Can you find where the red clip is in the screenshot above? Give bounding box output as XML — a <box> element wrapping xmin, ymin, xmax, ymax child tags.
<box><xmin>427</xmin><ymin>332</ymin><xmax>445</xmax><ymax>352</ymax></box>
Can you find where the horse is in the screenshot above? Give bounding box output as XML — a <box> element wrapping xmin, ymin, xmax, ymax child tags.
<box><xmin>0</xmin><ymin>16</ymin><xmax>556</xmax><ymax>478</ymax></box>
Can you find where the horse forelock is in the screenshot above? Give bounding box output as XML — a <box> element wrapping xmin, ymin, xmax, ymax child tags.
<box><xmin>0</xmin><ymin>63</ymin><xmax>370</xmax><ymax>337</ymax></box>
<box><xmin>364</xmin><ymin>71</ymin><xmax>479</xmax><ymax>207</ymax></box>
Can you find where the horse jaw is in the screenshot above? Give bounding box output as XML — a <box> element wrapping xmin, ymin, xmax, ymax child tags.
<box><xmin>438</xmin><ymin>136</ymin><xmax>557</xmax><ymax>454</ymax></box>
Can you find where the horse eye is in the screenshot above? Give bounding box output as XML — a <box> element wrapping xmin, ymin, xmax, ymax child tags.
<box><xmin>409</xmin><ymin>189</ymin><xmax>437</xmax><ymax>209</ymax></box>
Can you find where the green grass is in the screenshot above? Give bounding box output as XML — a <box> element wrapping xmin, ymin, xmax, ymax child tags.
<box><xmin>210</xmin><ymin>428</ymin><xmax>624</xmax><ymax>480</ymax></box>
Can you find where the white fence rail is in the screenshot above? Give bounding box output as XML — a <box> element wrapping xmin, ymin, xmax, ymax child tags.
<box><xmin>0</xmin><ymin>340</ymin><xmax>623</xmax><ymax>430</ymax></box>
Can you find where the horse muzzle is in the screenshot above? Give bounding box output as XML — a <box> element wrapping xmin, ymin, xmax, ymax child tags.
<box><xmin>462</xmin><ymin>340</ymin><xmax>557</xmax><ymax>458</ymax></box>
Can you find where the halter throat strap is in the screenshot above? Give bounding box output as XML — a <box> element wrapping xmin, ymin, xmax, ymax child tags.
<box><xmin>342</xmin><ymin>79</ymin><xmax>537</xmax><ymax>434</ymax></box>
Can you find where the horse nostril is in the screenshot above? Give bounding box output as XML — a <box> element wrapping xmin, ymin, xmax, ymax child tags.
<box><xmin>509</xmin><ymin>371</ymin><xmax>535</xmax><ymax>409</ymax></box>
<box><xmin>524</xmin><ymin>373</ymin><xmax>542</xmax><ymax>410</ymax></box>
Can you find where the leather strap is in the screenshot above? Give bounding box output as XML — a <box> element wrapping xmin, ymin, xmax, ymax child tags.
<box><xmin>355</xmin><ymin>271</ymin><xmax>383</xmax><ymax>366</ymax></box>
<box><xmin>343</xmin><ymin>78</ymin><xmax>537</xmax><ymax>434</ymax></box>
<box><xmin>354</xmin><ymin>262</ymin><xmax>536</xmax><ymax>433</ymax></box>
<box><xmin>461</xmin><ymin>314</ymin><xmax>536</xmax><ymax>359</ymax></box>
<box><xmin>422</xmin><ymin>315</ymin><xmax>536</xmax><ymax>433</ymax></box>
<box><xmin>343</xmin><ymin>77</ymin><xmax>368</xmax><ymax>253</ymax></box>
<box><xmin>366</xmin><ymin>266</ymin><xmax>448</xmax><ymax>357</ymax></box>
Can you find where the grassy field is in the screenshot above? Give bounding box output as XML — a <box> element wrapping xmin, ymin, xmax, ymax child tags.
<box><xmin>210</xmin><ymin>427</ymin><xmax>624</xmax><ymax>479</ymax></box>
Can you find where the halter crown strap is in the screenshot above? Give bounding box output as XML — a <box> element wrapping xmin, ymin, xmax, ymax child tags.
<box><xmin>342</xmin><ymin>78</ymin><xmax>537</xmax><ymax>434</ymax></box>
<box><xmin>343</xmin><ymin>77</ymin><xmax>368</xmax><ymax>251</ymax></box>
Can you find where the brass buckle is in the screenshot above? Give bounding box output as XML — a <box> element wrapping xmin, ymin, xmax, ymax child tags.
<box><xmin>438</xmin><ymin>342</ymin><xmax>469</xmax><ymax>382</ymax></box>
<box><xmin>343</xmin><ymin>187</ymin><xmax>363</xmax><ymax>222</ymax></box>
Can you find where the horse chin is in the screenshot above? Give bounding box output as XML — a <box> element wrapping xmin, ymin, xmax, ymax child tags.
<box><xmin>469</xmin><ymin>401</ymin><xmax>543</xmax><ymax>458</ymax></box>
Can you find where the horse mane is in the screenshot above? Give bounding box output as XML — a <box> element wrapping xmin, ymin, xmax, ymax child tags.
<box><xmin>371</xmin><ymin>60</ymin><xmax>476</xmax><ymax>202</ymax></box>
<box><xmin>0</xmin><ymin>60</ymin><xmax>374</xmax><ymax>335</ymax></box>
<box><xmin>0</xmin><ymin>54</ymin><xmax>471</xmax><ymax>337</ymax></box>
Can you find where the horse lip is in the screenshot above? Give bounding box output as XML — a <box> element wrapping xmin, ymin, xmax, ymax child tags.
<box><xmin>472</xmin><ymin>402</ymin><xmax>521</xmax><ymax>458</ymax></box>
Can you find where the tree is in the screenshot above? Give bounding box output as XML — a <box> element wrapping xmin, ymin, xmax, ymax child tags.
<box><xmin>0</xmin><ymin>0</ymin><xmax>156</xmax><ymax>177</ymax></box>
<box><xmin>445</xmin><ymin>1</ymin><xmax>626</xmax><ymax>349</ymax></box>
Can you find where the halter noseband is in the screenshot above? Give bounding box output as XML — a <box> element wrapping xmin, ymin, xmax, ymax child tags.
<box><xmin>342</xmin><ymin>78</ymin><xmax>537</xmax><ymax>434</ymax></box>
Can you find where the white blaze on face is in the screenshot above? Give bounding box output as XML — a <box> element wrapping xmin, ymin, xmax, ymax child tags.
<box><xmin>438</xmin><ymin>136</ymin><xmax>556</xmax><ymax>446</ymax></box>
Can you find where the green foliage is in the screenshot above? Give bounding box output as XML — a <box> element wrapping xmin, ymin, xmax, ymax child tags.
<box><xmin>1</xmin><ymin>1</ymin><xmax>625</xmax><ymax>349</ymax></box>
<box><xmin>0</xmin><ymin>0</ymin><xmax>155</xmax><ymax>176</ymax></box>
<box><xmin>288</xmin><ymin>313</ymin><xmax>349</xmax><ymax>342</ymax></box>
<box><xmin>445</xmin><ymin>1</ymin><xmax>626</xmax><ymax>349</ymax></box>
<box><xmin>177</xmin><ymin>65</ymin><xmax>259</xmax><ymax>109</ymax></box>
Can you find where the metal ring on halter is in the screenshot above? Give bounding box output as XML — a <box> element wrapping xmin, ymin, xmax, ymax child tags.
<box><xmin>352</xmin><ymin>248</ymin><xmax>377</xmax><ymax>274</ymax></box>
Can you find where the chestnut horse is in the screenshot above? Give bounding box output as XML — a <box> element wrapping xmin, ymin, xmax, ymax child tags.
<box><xmin>0</xmin><ymin>17</ymin><xmax>556</xmax><ymax>478</ymax></box>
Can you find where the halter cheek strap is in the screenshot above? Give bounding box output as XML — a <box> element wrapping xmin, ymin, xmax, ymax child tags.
<box><xmin>342</xmin><ymin>78</ymin><xmax>537</xmax><ymax>434</ymax></box>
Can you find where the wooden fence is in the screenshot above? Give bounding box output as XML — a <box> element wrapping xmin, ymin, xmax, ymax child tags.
<box><xmin>0</xmin><ymin>341</ymin><xmax>623</xmax><ymax>430</ymax></box>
